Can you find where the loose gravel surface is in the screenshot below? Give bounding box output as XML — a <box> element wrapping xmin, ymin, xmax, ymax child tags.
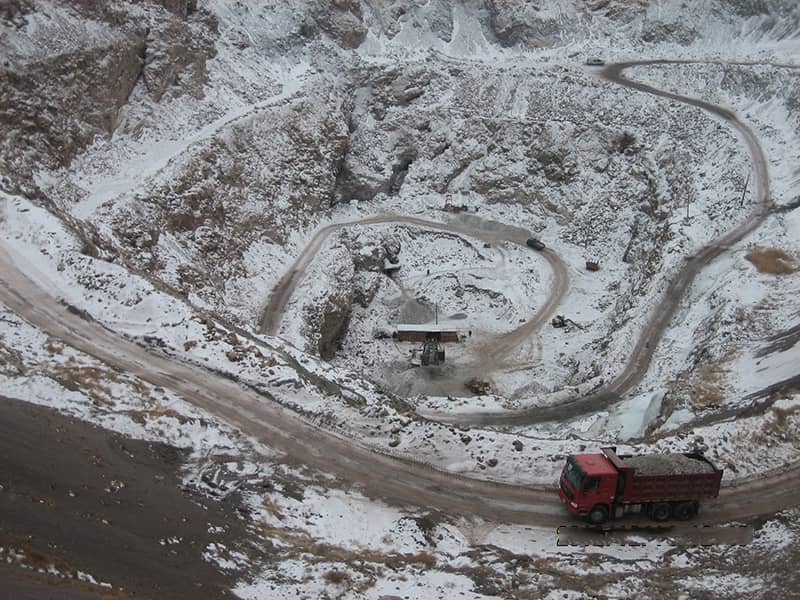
<box><xmin>623</xmin><ymin>454</ymin><xmax>717</xmax><ymax>475</ymax></box>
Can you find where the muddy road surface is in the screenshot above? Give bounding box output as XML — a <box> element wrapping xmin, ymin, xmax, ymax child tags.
<box><xmin>0</xmin><ymin>59</ymin><xmax>796</xmax><ymax>597</ymax></box>
<box><xmin>444</xmin><ymin>59</ymin><xmax>774</xmax><ymax>427</ymax></box>
<box><xmin>259</xmin><ymin>213</ymin><xmax>569</xmax><ymax>390</ymax></box>
<box><xmin>2</xmin><ymin>240</ymin><xmax>799</xmax><ymax>531</ymax></box>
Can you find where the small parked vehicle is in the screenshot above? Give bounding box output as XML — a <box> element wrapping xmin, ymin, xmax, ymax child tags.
<box><xmin>526</xmin><ymin>238</ymin><xmax>546</xmax><ymax>250</ymax></box>
<box><xmin>585</xmin><ymin>57</ymin><xmax>605</xmax><ymax>66</ymax></box>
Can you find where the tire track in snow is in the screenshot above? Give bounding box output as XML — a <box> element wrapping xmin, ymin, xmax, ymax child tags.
<box><xmin>1</xmin><ymin>60</ymin><xmax>797</xmax><ymax>531</ymax></box>
<box><xmin>2</xmin><ymin>241</ymin><xmax>797</xmax><ymax>527</ymax></box>
<box><xmin>452</xmin><ymin>59</ymin><xmax>776</xmax><ymax>427</ymax></box>
<box><xmin>259</xmin><ymin>213</ymin><xmax>568</xmax><ymax>374</ymax></box>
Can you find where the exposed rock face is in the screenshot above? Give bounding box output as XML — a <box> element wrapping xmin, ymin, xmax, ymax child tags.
<box><xmin>640</xmin><ymin>21</ymin><xmax>698</xmax><ymax>45</ymax></box>
<box><xmin>140</xmin><ymin>14</ymin><xmax>216</xmax><ymax>102</ymax></box>
<box><xmin>300</xmin><ymin>244</ymin><xmax>356</xmax><ymax>359</ymax></box>
<box><xmin>582</xmin><ymin>0</ymin><xmax>647</xmax><ymax>22</ymax></box>
<box><xmin>0</xmin><ymin>32</ymin><xmax>145</xmax><ymax>177</ymax></box>
<box><xmin>334</xmin><ymin>62</ymin><xmax>656</xmax><ymax>216</ymax></box>
<box><xmin>293</xmin><ymin>229</ymin><xmax>402</xmax><ymax>358</ymax></box>
<box><xmin>316</xmin><ymin>294</ymin><xmax>353</xmax><ymax>359</ymax></box>
<box><xmin>129</xmin><ymin>0</ymin><xmax>196</xmax><ymax>18</ymax></box>
<box><xmin>302</xmin><ymin>0</ymin><xmax>367</xmax><ymax>49</ymax></box>
<box><xmin>353</xmin><ymin>271</ymin><xmax>384</xmax><ymax>309</ymax></box>
<box><xmin>364</xmin><ymin>0</ymin><xmax>454</xmax><ymax>41</ymax></box>
<box><xmin>109</xmin><ymin>86</ymin><xmax>350</xmax><ymax>313</ymax></box>
<box><xmin>346</xmin><ymin>232</ymin><xmax>390</xmax><ymax>273</ymax></box>
<box><xmin>333</xmin><ymin>67</ymin><xmax>432</xmax><ymax>203</ymax></box>
<box><xmin>0</xmin><ymin>0</ymin><xmax>31</xmax><ymax>23</ymax></box>
<box><xmin>722</xmin><ymin>0</ymin><xmax>774</xmax><ymax>16</ymax></box>
<box><xmin>345</xmin><ymin>230</ymin><xmax>398</xmax><ymax>307</ymax></box>
<box><xmin>720</xmin><ymin>63</ymin><xmax>800</xmax><ymax>115</ymax></box>
<box><xmin>486</xmin><ymin>0</ymin><xmax>565</xmax><ymax>47</ymax></box>
<box><xmin>0</xmin><ymin>1</ymin><xmax>216</xmax><ymax>183</ymax></box>
<box><xmin>4</xmin><ymin>0</ymin><xmax>790</xmax><ymax>374</ymax></box>
<box><xmin>160</xmin><ymin>0</ymin><xmax>197</xmax><ymax>18</ymax></box>
<box><xmin>382</xmin><ymin>235</ymin><xmax>401</xmax><ymax>263</ymax></box>
<box><xmin>355</xmin><ymin>0</ymin><xmax>800</xmax><ymax>50</ymax></box>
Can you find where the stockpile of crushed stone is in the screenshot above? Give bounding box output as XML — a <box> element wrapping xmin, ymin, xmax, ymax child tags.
<box><xmin>623</xmin><ymin>454</ymin><xmax>716</xmax><ymax>476</ymax></box>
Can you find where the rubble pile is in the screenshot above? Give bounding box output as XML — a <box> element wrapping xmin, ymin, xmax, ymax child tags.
<box><xmin>624</xmin><ymin>454</ymin><xmax>716</xmax><ymax>476</ymax></box>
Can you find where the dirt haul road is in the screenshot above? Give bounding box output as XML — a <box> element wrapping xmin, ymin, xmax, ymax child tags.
<box><xmin>450</xmin><ymin>59</ymin><xmax>775</xmax><ymax>427</ymax></box>
<box><xmin>260</xmin><ymin>60</ymin><xmax>776</xmax><ymax>428</ymax></box>
<box><xmin>0</xmin><ymin>60</ymin><xmax>795</xmax><ymax>546</ymax></box>
<box><xmin>3</xmin><ymin>241</ymin><xmax>800</xmax><ymax>530</ymax></box>
<box><xmin>259</xmin><ymin>212</ymin><xmax>569</xmax><ymax>372</ymax></box>
<box><xmin>0</xmin><ymin>244</ymin><xmax>557</xmax><ymax>526</ymax></box>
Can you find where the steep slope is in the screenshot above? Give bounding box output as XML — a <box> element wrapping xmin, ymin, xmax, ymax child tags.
<box><xmin>2</xmin><ymin>0</ymin><xmax>800</xmax><ymax>598</ymax></box>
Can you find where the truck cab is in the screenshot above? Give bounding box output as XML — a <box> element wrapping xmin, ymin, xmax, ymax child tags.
<box><xmin>558</xmin><ymin>453</ymin><xmax>618</xmax><ymax>524</ymax></box>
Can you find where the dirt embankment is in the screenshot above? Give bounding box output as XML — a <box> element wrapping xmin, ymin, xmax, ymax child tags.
<box><xmin>0</xmin><ymin>396</ymin><xmax>250</xmax><ymax>599</ymax></box>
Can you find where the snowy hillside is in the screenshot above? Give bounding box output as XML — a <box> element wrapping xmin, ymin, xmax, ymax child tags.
<box><xmin>1</xmin><ymin>0</ymin><xmax>800</xmax><ymax>598</ymax></box>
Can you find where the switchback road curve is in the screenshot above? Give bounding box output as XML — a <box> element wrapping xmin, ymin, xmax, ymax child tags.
<box><xmin>259</xmin><ymin>213</ymin><xmax>570</xmax><ymax>370</ymax></box>
<box><xmin>2</xmin><ymin>240</ymin><xmax>799</xmax><ymax>529</ymax></box>
<box><xmin>450</xmin><ymin>59</ymin><xmax>774</xmax><ymax>427</ymax></box>
<box><xmin>0</xmin><ymin>60</ymin><xmax>796</xmax><ymax>533</ymax></box>
<box><xmin>260</xmin><ymin>60</ymin><xmax>774</xmax><ymax>429</ymax></box>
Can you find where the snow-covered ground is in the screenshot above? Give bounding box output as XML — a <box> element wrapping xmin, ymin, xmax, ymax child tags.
<box><xmin>2</xmin><ymin>0</ymin><xmax>800</xmax><ymax>597</ymax></box>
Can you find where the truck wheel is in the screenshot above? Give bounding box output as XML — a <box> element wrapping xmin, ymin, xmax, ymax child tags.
<box><xmin>587</xmin><ymin>505</ymin><xmax>609</xmax><ymax>525</ymax></box>
<box><xmin>673</xmin><ymin>502</ymin><xmax>696</xmax><ymax>520</ymax></box>
<box><xmin>649</xmin><ymin>502</ymin><xmax>671</xmax><ymax>522</ymax></box>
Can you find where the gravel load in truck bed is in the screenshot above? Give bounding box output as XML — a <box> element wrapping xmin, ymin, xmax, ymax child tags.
<box><xmin>622</xmin><ymin>454</ymin><xmax>716</xmax><ymax>475</ymax></box>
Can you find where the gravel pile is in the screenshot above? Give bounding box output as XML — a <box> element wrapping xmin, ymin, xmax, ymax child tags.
<box><xmin>623</xmin><ymin>454</ymin><xmax>716</xmax><ymax>476</ymax></box>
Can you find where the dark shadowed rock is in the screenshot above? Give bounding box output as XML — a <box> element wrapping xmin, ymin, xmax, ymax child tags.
<box><xmin>302</xmin><ymin>0</ymin><xmax>367</xmax><ymax>48</ymax></box>
<box><xmin>140</xmin><ymin>14</ymin><xmax>216</xmax><ymax>102</ymax></box>
<box><xmin>486</xmin><ymin>0</ymin><xmax>565</xmax><ymax>47</ymax></box>
<box><xmin>161</xmin><ymin>0</ymin><xmax>197</xmax><ymax>18</ymax></box>
<box><xmin>0</xmin><ymin>33</ymin><xmax>146</xmax><ymax>176</ymax></box>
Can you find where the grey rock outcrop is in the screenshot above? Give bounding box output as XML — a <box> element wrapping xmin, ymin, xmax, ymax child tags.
<box><xmin>0</xmin><ymin>32</ymin><xmax>145</xmax><ymax>177</ymax></box>
<box><xmin>159</xmin><ymin>0</ymin><xmax>197</xmax><ymax>18</ymax></box>
<box><xmin>1</xmin><ymin>0</ymin><xmax>31</xmax><ymax>24</ymax></box>
<box><xmin>333</xmin><ymin>68</ymin><xmax>432</xmax><ymax>203</ymax></box>
<box><xmin>140</xmin><ymin>13</ymin><xmax>216</xmax><ymax>102</ymax></box>
<box><xmin>486</xmin><ymin>0</ymin><xmax>565</xmax><ymax>47</ymax></box>
<box><xmin>363</xmin><ymin>0</ymin><xmax>455</xmax><ymax>42</ymax></box>
<box><xmin>302</xmin><ymin>0</ymin><xmax>367</xmax><ymax>49</ymax></box>
<box><xmin>301</xmin><ymin>244</ymin><xmax>356</xmax><ymax>359</ymax></box>
<box><xmin>0</xmin><ymin>1</ymin><xmax>216</xmax><ymax>183</ymax></box>
<box><xmin>110</xmin><ymin>85</ymin><xmax>349</xmax><ymax>313</ymax></box>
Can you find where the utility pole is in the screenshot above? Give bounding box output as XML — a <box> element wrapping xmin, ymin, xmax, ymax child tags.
<box><xmin>686</xmin><ymin>192</ymin><xmax>690</xmax><ymax>220</ymax></box>
<box><xmin>683</xmin><ymin>179</ymin><xmax>696</xmax><ymax>222</ymax></box>
<box><xmin>740</xmin><ymin>172</ymin><xmax>750</xmax><ymax>207</ymax></box>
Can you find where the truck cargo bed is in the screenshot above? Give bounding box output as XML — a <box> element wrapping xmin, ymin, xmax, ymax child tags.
<box><xmin>603</xmin><ymin>448</ymin><xmax>723</xmax><ymax>504</ymax></box>
<box><xmin>622</xmin><ymin>454</ymin><xmax>716</xmax><ymax>476</ymax></box>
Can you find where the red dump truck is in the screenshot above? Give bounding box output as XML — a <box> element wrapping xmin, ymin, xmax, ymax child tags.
<box><xmin>558</xmin><ymin>447</ymin><xmax>723</xmax><ymax>524</ymax></box>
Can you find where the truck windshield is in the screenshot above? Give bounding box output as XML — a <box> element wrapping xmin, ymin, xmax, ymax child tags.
<box><xmin>563</xmin><ymin>457</ymin><xmax>585</xmax><ymax>490</ymax></box>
